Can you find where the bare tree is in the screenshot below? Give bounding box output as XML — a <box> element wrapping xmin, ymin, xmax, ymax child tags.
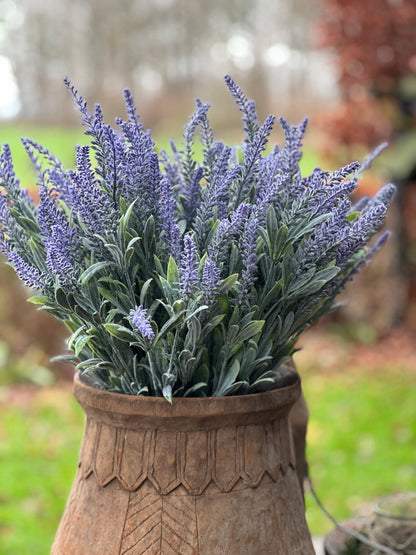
<box><xmin>4</xmin><ymin>0</ymin><xmax>332</xmax><ymax>125</ymax></box>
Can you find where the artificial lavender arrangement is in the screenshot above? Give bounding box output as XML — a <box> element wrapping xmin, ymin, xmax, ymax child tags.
<box><xmin>0</xmin><ymin>77</ymin><xmax>394</xmax><ymax>401</ymax></box>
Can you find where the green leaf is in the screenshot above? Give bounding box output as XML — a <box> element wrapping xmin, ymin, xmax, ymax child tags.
<box><xmin>163</xmin><ymin>385</ymin><xmax>173</xmax><ymax>403</ymax></box>
<box><xmin>201</xmin><ymin>314</ymin><xmax>225</xmax><ymax>337</ymax></box>
<box><xmin>229</xmin><ymin>243</ymin><xmax>240</xmax><ymax>274</ymax></box>
<box><xmin>183</xmin><ymin>305</ymin><xmax>208</xmax><ymax>324</ymax></box>
<box><xmin>167</xmin><ymin>256</ymin><xmax>180</xmax><ymax>285</ymax></box>
<box><xmin>235</xmin><ymin>320</ymin><xmax>264</xmax><ymax>343</ymax></box>
<box><xmin>97</xmin><ymin>287</ymin><xmax>130</xmax><ymax>311</ymax></box>
<box><xmin>287</xmin><ymin>268</ymin><xmax>315</xmax><ymax>295</ymax></box>
<box><xmin>259</xmin><ymin>279</ymin><xmax>283</xmax><ymax>312</ymax></box>
<box><xmin>51</xmin><ymin>353</ymin><xmax>78</xmax><ymax>364</ymax></box>
<box><xmin>226</xmin><ymin>324</ymin><xmax>240</xmax><ymax>345</ymax></box>
<box><xmin>173</xmin><ymin>299</ymin><xmax>186</xmax><ymax>313</ymax></box>
<box><xmin>67</xmin><ymin>325</ymin><xmax>86</xmax><ymax>350</ymax></box>
<box><xmin>248</xmin><ymin>377</ymin><xmax>275</xmax><ymax>393</ymax></box>
<box><xmin>119</xmin><ymin>196</ymin><xmax>128</xmax><ymax>214</ymax></box>
<box><xmin>266</xmin><ymin>205</ymin><xmax>287</xmax><ymax>260</ymax></box>
<box><xmin>80</xmin><ymin>261</ymin><xmax>114</xmax><ymax>285</ymax></box>
<box><xmin>55</xmin><ymin>287</ymin><xmax>70</xmax><ymax>309</ymax></box>
<box><xmin>194</xmin><ymin>363</ymin><xmax>209</xmax><ymax>386</ymax></box>
<box><xmin>153</xmin><ymin>255</ymin><xmax>165</xmax><ymax>277</ymax></box>
<box><xmin>120</xmin><ymin>198</ymin><xmax>137</xmax><ymax>232</ymax></box>
<box><xmin>290</xmin><ymin>213</ymin><xmax>329</xmax><ymax>242</ymax></box>
<box><xmin>266</xmin><ymin>204</ymin><xmax>278</xmax><ymax>237</ymax></box>
<box><xmin>347</xmin><ymin>211</ymin><xmax>360</xmax><ymax>221</ymax></box>
<box><xmin>222</xmin><ymin>380</ymin><xmax>249</xmax><ymax>396</ymax></box>
<box><xmin>63</xmin><ymin>319</ymin><xmax>80</xmax><ymax>334</ymax></box>
<box><xmin>76</xmin><ymin>358</ymin><xmax>102</xmax><ymax>369</ymax></box>
<box><xmin>74</xmin><ymin>304</ymin><xmax>93</xmax><ymax>322</ymax></box>
<box><xmin>198</xmin><ymin>252</ymin><xmax>208</xmax><ymax>273</ymax></box>
<box><xmin>155</xmin><ymin>310</ymin><xmax>186</xmax><ymax>343</ymax></box>
<box><xmin>294</xmin><ymin>279</ymin><xmax>327</xmax><ymax>297</ymax></box>
<box><xmin>314</xmin><ymin>264</ymin><xmax>340</xmax><ymax>283</ymax></box>
<box><xmin>184</xmin><ymin>318</ymin><xmax>201</xmax><ymax>350</ymax></box>
<box><xmin>74</xmin><ymin>334</ymin><xmax>91</xmax><ymax>356</ymax></box>
<box><xmin>143</xmin><ymin>215</ymin><xmax>155</xmax><ymax>251</ymax></box>
<box><xmin>217</xmin><ymin>273</ymin><xmax>238</xmax><ymax>295</ymax></box>
<box><xmin>139</xmin><ymin>278</ymin><xmax>153</xmax><ymax>306</ymax></box>
<box><xmin>228</xmin><ymin>305</ymin><xmax>240</xmax><ymax>327</ymax></box>
<box><xmin>158</xmin><ymin>276</ymin><xmax>177</xmax><ymax>305</ymax></box>
<box><xmin>271</xmin><ymin>224</ymin><xmax>288</xmax><ymax>261</ymax></box>
<box><xmin>104</xmin><ymin>243</ymin><xmax>123</xmax><ymax>265</ymax></box>
<box><xmin>282</xmin><ymin>245</ymin><xmax>294</xmax><ymax>292</ymax></box>
<box><xmin>281</xmin><ymin>312</ymin><xmax>295</xmax><ymax>336</ymax></box>
<box><xmin>98</xmin><ymin>277</ymin><xmax>128</xmax><ymax>290</ymax></box>
<box><xmin>9</xmin><ymin>212</ymin><xmax>40</xmax><ymax>233</ymax></box>
<box><xmin>214</xmin><ymin>359</ymin><xmax>240</xmax><ymax>397</ymax></box>
<box><xmin>103</xmin><ymin>323</ymin><xmax>139</xmax><ymax>343</ymax></box>
<box><xmin>28</xmin><ymin>295</ymin><xmax>51</xmax><ymax>306</ymax></box>
<box><xmin>124</xmin><ymin>236</ymin><xmax>141</xmax><ymax>266</ymax></box>
<box><xmin>183</xmin><ymin>382</ymin><xmax>207</xmax><ymax>397</ymax></box>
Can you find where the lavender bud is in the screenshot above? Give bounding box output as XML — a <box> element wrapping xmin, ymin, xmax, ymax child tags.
<box><xmin>179</xmin><ymin>233</ymin><xmax>199</xmax><ymax>299</ymax></box>
<box><xmin>129</xmin><ymin>305</ymin><xmax>155</xmax><ymax>340</ymax></box>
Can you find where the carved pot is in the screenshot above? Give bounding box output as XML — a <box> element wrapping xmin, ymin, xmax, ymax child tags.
<box><xmin>52</xmin><ymin>370</ymin><xmax>314</xmax><ymax>554</ymax></box>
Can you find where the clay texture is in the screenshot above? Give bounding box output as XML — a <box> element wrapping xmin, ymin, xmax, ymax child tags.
<box><xmin>52</xmin><ymin>371</ymin><xmax>314</xmax><ymax>554</ymax></box>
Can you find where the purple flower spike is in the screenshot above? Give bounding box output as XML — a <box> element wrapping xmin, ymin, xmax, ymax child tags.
<box><xmin>184</xmin><ymin>166</ymin><xmax>204</xmax><ymax>225</ymax></box>
<box><xmin>179</xmin><ymin>233</ymin><xmax>199</xmax><ymax>299</ymax></box>
<box><xmin>1</xmin><ymin>241</ymin><xmax>47</xmax><ymax>291</ymax></box>
<box><xmin>0</xmin><ymin>193</ymin><xmax>11</xmax><ymax>223</ymax></box>
<box><xmin>129</xmin><ymin>305</ymin><xmax>155</xmax><ymax>340</ymax></box>
<box><xmin>38</xmin><ymin>188</ymin><xmax>78</xmax><ymax>285</ymax></box>
<box><xmin>224</xmin><ymin>75</ymin><xmax>259</xmax><ymax>142</ymax></box>
<box><xmin>208</xmin><ymin>202</ymin><xmax>252</xmax><ymax>268</ymax></box>
<box><xmin>201</xmin><ymin>257</ymin><xmax>221</xmax><ymax>303</ymax></box>
<box><xmin>240</xmin><ymin>216</ymin><xmax>259</xmax><ymax>300</ymax></box>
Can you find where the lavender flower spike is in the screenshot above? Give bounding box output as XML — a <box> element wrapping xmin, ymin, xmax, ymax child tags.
<box><xmin>201</xmin><ymin>257</ymin><xmax>221</xmax><ymax>303</ymax></box>
<box><xmin>129</xmin><ymin>305</ymin><xmax>155</xmax><ymax>340</ymax></box>
<box><xmin>179</xmin><ymin>233</ymin><xmax>199</xmax><ymax>299</ymax></box>
<box><xmin>240</xmin><ymin>216</ymin><xmax>259</xmax><ymax>300</ymax></box>
<box><xmin>1</xmin><ymin>241</ymin><xmax>47</xmax><ymax>291</ymax></box>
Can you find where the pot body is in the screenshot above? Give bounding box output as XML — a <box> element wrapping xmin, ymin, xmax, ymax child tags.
<box><xmin>52</xmin><ymin>371</ymin><xmax>313</xmax><ymax>554</ymax></box>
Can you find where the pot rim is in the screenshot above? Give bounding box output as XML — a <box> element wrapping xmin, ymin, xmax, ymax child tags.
<box><xmin>73</xmin><ymin>368</ymin><xmax>301</xmax><ymax>430</ymax></box>
<box><xmin>374</xmin><ymin>492</ymin><xmax>416</xmax><ymax>521</ymax></box>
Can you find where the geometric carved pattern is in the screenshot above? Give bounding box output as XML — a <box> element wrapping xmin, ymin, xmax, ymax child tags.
<box><xmin>52</xmin><ymin>375</ymin><xmax>316</xmax><ymax>554</ymax></box>
<box><xmin>120</xmin><ymin>483</ymin><xmax>198</xmax><ymax>554</ymax></box>
<box><xmin>79</xmin><ymin>415</ymin><xmax>296</xmax><ymax>496</ymax></box>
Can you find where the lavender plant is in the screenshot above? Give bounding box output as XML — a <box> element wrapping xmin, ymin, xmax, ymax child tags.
<box><xmin>0</xmin><ymin>77</ymin><xmax>395</xmax><ymax>400</ymax></box>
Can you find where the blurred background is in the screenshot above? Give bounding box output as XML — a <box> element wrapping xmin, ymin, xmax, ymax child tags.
<box><xmin>0</xmin><ymin>0</ymin><xmax>415</xmax><ymax>552</ymax></box>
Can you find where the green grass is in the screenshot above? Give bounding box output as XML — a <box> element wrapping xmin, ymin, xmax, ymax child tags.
<box><xmin>0</xmin><ymin>387</ymin><xmax>84</xmax><ymax>554</ymax></box>
<box><xmin>304</xmin><ymin>366</ymin><xmax>416</xmax><ymax>536</ymax></box>
<box><xmin>0</xmin><ymin>123</ymin><xmax>322</xmax><ymax>191</ymax></box>
<box><xmin>0</xmin><ymin>125</ymin><xmax>87</xmax><ymax>188</ymax></box>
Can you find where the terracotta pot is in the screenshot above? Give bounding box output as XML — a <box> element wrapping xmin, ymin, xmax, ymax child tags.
<box><xmin>52</xmin><ymin>370</ymin><xmax>314</xmax><ymax>554</ymax></box>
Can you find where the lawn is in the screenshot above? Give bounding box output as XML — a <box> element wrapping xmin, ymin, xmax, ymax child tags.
<box><xmin>0</xmin><ymin>122</ymin><xmax>322</xmax><ymax>190</ymax></box>
<box><xmin>0</xmin><ymin>327</ymin><xmax>414</xmax><ymax>553</ymax></box>
<box><xmin>0</xmin><ymin>124</ymin><xmax>86</xmax><ymax>187</ymax></box>
<box><xmin>0</xmin><ymin>384</ymin><xmax>84</xmax><ymax>554</ymax></box>
<box><xmin>297</xmin><ymin>326</ymin><xmax>416</xmax><ymax>537</ymax></box>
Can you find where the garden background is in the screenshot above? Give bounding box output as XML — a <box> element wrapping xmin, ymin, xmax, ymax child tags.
<box><xmin>0</xmin><ymin>0</ymin><xmax>415</xmax><ymax>553</ymax></box>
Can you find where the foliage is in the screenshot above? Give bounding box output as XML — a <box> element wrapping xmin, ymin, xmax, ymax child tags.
<box><xmin>0</xmin><ymin>77</ymin><xmax>394</xmax><ymax>400</ymax></box>
<box><xmin>316</xmin><ymin>0</ymin><xmax>416</xmax><ymax>154</ymax></box>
